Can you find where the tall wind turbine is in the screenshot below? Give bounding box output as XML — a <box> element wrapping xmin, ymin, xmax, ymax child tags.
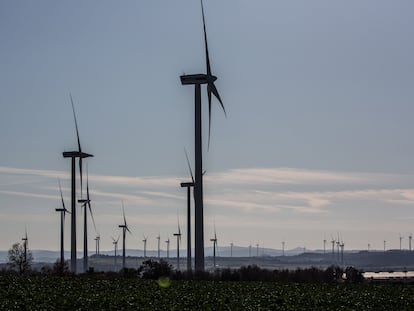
<box><xmin>156</xmin><ymin>234</ymin><xmax>161</xmax><ymax>259</ymax></box>
<box><xmin>165</xmin><ymin>238</ymin><xmax>170</xmax><ymax>258</ymax></box>
<box><xmin>210</xmin><ymin>229</ymin><xmax>218</xmax><ymax>269</ymax></box>
<box><xmin>56</xmin><ymin>179</ymin><xmax>69</xmax><ymax>266</ymax></box>
<box><xmin>180</xmin><ymin>0</ymin><xmax>226</xmax><ymax>272</ymax></box>
<box><xmin>118</xmin><ymin>201</ymin><xmax>131</xmax><ymax>269</ymax></box>
<box><xmin>173</xmin><ymin>219</ymin><xmax>182</xmax><ymax>271</ymax></box>
<box><xmin>78</xmin><ymin>169</ymin><xmax>96</xmax><ymax>272</ymax></box>
<box><xmin>112</xmin><ymin>235</ymin><xmax>119</xmax><ymax>269</ymax></box>
<box><xmin>409</xmin><ymin>234</ymin><xmax>412</xmax><ymax>251</ymax></box>
<box><xmin>62</xmin><ymin>95</ymin><xmax>93</xmax><ymax>273</ymax></box>
<box><xmin>181</xmin><ymin>149</ymin><xmax>195</xmax><ymax>272</ymax></box>
<box><xmin>399</xmin><ymin>234</ymin><xmax>403</xmax><ymax>251</ymax></box>
<box><xmin>142</xmin><ymin>236</ymin><xmax>148</xmax><ymax>258</ymax></box>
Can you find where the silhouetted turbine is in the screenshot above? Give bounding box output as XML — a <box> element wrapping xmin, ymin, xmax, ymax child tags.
<box><xmin>55</xmin><ymin>179</ymin><xmax>69</xmax><ymax>266</ymax></box>
<box><xmin>156</xmin><ymin>234</ymin><xmax>161</xmax><ymax>259</ymax></box>
<box><xmin>62</xmin><ymin>95</ymin><xmax>93</xmax><ymax>273</ymax></box>
<box><xmin>112</xmin><ymin>235</ymin><xmax>119</xmax><ymax>269</ymax></box>
<box><xmin>142</xmin><ymin>236</ymin><xmax>148</xmax><ymax>258</ymax></box>
<box><xmin>165</xmin><ymin>238</ymin><xmax>170</xmax><ymax>258</ymax></box>
<box><xmin>118</xmin><ymin>201</ymin><xmax>131</xmax><ymax>269</ymax></box>
<box><xmin>173</xmin><ymin>219</ymin><xmax>182</xmax><ymax>271</ymax></box>
<box><xmin>21</xmin><ymin>228</ymin><xmax>28</xmax><ymax>267</ymax></box>
<box><xmin>94</xmin><ymin>234</ymin><xmax>100</xmax><ymax>255</ymax></box>
<box><xmin>181</xmin><ymin>148</ymin><xmax>195</xmax><ymax>272</ymax></box>
<box><xmin>78</xmin><ymin>169</ymin><xmax>96</xmax><ymax>272</ymax></box>
<box><xmin>180</xmin><ymin>0</ymin><xmax>226</xmax><ymax>272</ymax></box>
<box><xmin>210</xmin><ymin>229</ymin><xmax>217</xmax><ymax>269</ymax></box>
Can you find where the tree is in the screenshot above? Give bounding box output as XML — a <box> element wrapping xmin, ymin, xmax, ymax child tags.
<box><xmin>141</xmin><ymin>259</ymin><xmax>172</xmax><ymax>279</ymax></box>
<box><xmin>8</xmin><ymin>242</ymin><xmax>33</xmax><ymax>274</ymax></box>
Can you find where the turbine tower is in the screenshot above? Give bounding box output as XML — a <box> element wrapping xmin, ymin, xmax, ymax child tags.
<box><xmin>330</xmin><ymin>237</ymin><xmax>335</xmax><ymax>262</ymax></box>
<box><xmin>118</xmin><ymin>201</ymin><xmax>131</xmax><ymax>269</ymax></box>
<box><xmin>62</xmin><ymin>95</ymin><xmax>93</xmax><ymax>273</ymax></box>
<box><xmin>142</xmin><ymin>236</ymin><xmax>148</xmax><ymax>258</ymax></box>
<box><xmin>230</xmin><ymin>242</ymin><xmax>233</xmax><ymax>257</ymax></box>
<box><xmin>323</xmin><ymin>239</ymin><xmax>326</xmax><ymax>255</ymax></box>
<box><xmin>409</xmin><ymin>234</ymin><xmax>412</xmax><ymax>251</ymax></box>
<box><xmin>181</xmin><ymin>149</ymin><xmax>195</xmax><ymax>272</ymax></box>
<box><xmin>383</xmin><ymin>240</ymin><xmax>386</xmax><ymax>252</ymax></box>
<box><xmin>399</xmin><ymin>234</ymin><xmax>403</xmax><ymax>251</ymax></box>
<box><xmin>210</xmin><ymin>228</ymin><xmax>218</xmax><ymax>269</ymax></box>
<box><xmin>282</xmin><ymin>241</ymin><xmax>285</xmax><ymax>257</ymax></box>
<box><xmin>173</xmin><ymin>219</ymin><xmax>182</xmax><ymax>271</ymax></box>
<box><xmin>55</xmin><ymin>179</ymin><xmax>69</xmax><ymax>266</ymax></box>
<box><xmin>180</xmin><ymin>0</ymin><xmax>226</xmax><ymax>272</ymax></box>
<box><xmin>78</xmin><ymin>168</ymin><xmax>96</xmax><ymax>272</ymax></box>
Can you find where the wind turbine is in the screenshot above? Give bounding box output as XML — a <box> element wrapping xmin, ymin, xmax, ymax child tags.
<box><xmin>165</xmin><ymin>238</ymin><xmax>170</xmax><ymax>258</ymax></box>
<box><xmin>78</xmin><ymin>169</ymin><xmax>96</xmax><ymax>272</ymax></box>
<box><xmin>180</xmin><ymin>0</ymin><xmax>226</xmax><ymax>272</ymax></box>
<box><xmin>173</xmin><ymin>219</ymin><xmax>182</xmax><ymax>271</ymax></box>
<box><xmin>323</xmin><ymin>239</ymin><xmax>326</xmax><ymax>255</ymax></box>
<box><xmin>249</xmin><ymin>244</ymin><xmax>252</xmax><ymax>257</ymax></box>
<box><xmin>118</xmin><ymin>201</ymin><xmax>131</xmax><ymax>269</ymax></box>
<box><xmin>330</xmin><ymin>237</ymin><xmax>335</xmax><ymax>262</ymax></box>
<box><xmin>340</xmin><ymin>241</ymin><xmax>345</xmax><ymax>265</ymax></box>
<box><xmin>256</xmin><ymin>243</ymin><xmax>259</xmax><ymax>257</ymax></box>
<box><xmin>62</xmin><ymin>95</ymin><xmax>93</xmax><ymax>273</ymax></box>
<box><xmin>383</xmin><ymin>240</ymin><xmax>386</xmax><ymax>252</ymax></box>
<box><xmin>210</xmin><ymin>228</ymin><xmax>218</xmax><ymax>269</ymax></box>
<box><xmin>399</xmin><ymin>234</ymin><xmax>403</xmax><ymax>251</ymax></box>
<box><xmin>94</xmin><ymin>234</ymin><xmax>100</xmax><ymax>255</ymax></box>
<box><xmin>181</xmin><ymin>149</ymin><xmax>195</xmax><ymax>272</ymax></box>
<box><xmin>230</xmin><ymin>242</ymin><xmax>233</xmax><ymax>258</ymax></box>
<box><xmin>55</xmin><ymin>179</ymin><xmax>69</xmax><ymax>266</ymax></box>
<box><xmin>21</xmin><ymin>228</ymin><xmax>28</xmax><ymax>267</ymax></box>
<box><xmin>282</xmin><ymin>241</ymin><xmax>285</xmax><ymax>257</ymax></box>
<box><xmin>112</xmin><ymin>235</ymin><xmax>119</xmax><ymax>269</ymax></box>
<box><xmin>409</xmin><ymin>234</ymin><xmax>412</xmax><ymax>251</ymax></box>
<box><xmin>156</xmin><ymin>234</ymin><xmax>161</xmax><ymax>259</ymax></box>
<box><xmin>142</xmin><ymin>236</ymin><xmax>148</xmax><ymax>258</ymax></box>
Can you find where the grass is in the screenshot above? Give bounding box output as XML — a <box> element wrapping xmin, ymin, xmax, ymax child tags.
<box><xmin>0</xmin><ymin>275</ymin><xmax>413</xmax><ymax>310</ymax></box>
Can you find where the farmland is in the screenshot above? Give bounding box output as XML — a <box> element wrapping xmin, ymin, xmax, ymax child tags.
<box><xmin>0</xmin><ymin>275</ymin><xmax>413</xmax><ymax>310</ymax></box>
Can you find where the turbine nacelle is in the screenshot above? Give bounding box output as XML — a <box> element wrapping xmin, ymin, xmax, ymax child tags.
<box><xmin>180</xmin><ymin>74</ymin><xmax>216</xmax><ymax>85</ymax></box>
<box><xmin>180</xmin><ymin>182</ymin><xmax>195</xmax><ymax>188</ymax></box>
<box><xmin>63</xmin><ymin>151</ymin><xmax>94</xmax><ymax>159</ymax></box>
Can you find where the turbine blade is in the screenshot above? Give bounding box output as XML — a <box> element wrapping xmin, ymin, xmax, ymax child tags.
<box><xmin>184</xmin><ymin>148</ymin><xmax>194</xmax><ymax>183</ymax></box>
<box><xmin>210</xmin><ymin>82</ymin><xmax>226</xmax><ymax>116</ymax></box>
<box><xmin>201</xmin><ymin>0</ymin><xmax>211</xmax><ymax>76</ymax></box>
<box><xmin>122</xmin><ymin>201</ymin><xmax>126</xmax><ymax>226</ymax></box>
<box><xmin>88</xmin><ymin>202</ymin><xmax>97</xmax><ymax>233</ymax></box>
<box><xmin>58</xmin><ymin>178</ymin><xmax>66</xmax><ymax>211</ymax></box>
<box><xmin>70</xmin><ymin>94</ymin><xmax>82</xmax><ymax>153</ymax></box>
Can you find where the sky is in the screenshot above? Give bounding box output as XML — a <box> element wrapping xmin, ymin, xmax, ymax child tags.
<box><xmin>1</xmin><ymin>0</ymin><xmax>414</xmax><ymax>254</ymax></box>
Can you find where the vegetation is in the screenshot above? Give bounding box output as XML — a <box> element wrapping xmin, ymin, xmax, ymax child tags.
<box><xmin>7</xmin><ymin>242</ymin><xmax>33</xmax><ymax>274</ymax></box>
<box><xmin>0</xmin><ymin>274</ymin><xmax>413</xmax><ymax>310</ymax></box>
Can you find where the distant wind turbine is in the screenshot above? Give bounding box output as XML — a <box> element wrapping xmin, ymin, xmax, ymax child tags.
<box><xmin>383</xmin><ymin>240</ymin><xmax>386</xmax><ymax>252</ymax></box>
<box><xmin>230</xmin><ymin>242</ymin><xmax>233</xmax><ymax>258</ymax></box>
<box><xmin>210</xmin><ymin>228</ymin><xmax>218</xmax><ymax>269</ymax></box>
<box><xmin>165</xmin><ymin>238</ymin><xmax>170</xmax><ymax>258</ymax></box>
<box><xmin>142</xmin><ymin>236</ymin><xmax>148</xmax><ymax>258</ymax></box>
<box><xmin>409</xmin><ymin>234</ymin><xmax>412</xmax><ymax>251</ymax></box>
<box><xmin>112</xmin><ymin>235</ymin><xmax>119</xmax><ymax>269</ymax></box>
<box><xmin>55</xmin><ymin>179</ymin><xmax>69</xmax><ymax>267</ymax></box>
<box><xmin>180</xmin><ymin>0</ymin><xmax>226</xmax><ymax>272</ymax></box>
<box><xmin>156</xmin><ymin>234</ymin><xmax>161</xmax><ymax>259</ymax></box>
<box><xmin>330</xmin><ymin>237</ymin><xmax>335</xmax><ymax>262</ymax></box>
<box><xmin>173</xmin><ymin>218</ymin><xmax>182</xmax><ymax>271</ymax></box>
<box><xmin>399</xmin><ymin>234</ymin><xmax>404</xmax><ymax>251</ymax></box>
<box><xmin>78</xmin><ymin>168</ymin><xmax>96</xmax><ymax>272</ymax></box>
<box><xmin>62</xmin><ymin>95</ymin><xmax>93</xmax><ymax>273</ymax></box>
<box><xmin>94</xmin><ymin>234</ymin><xmax>100</xmax><ymax>255</ymax></box>
<box><xmin>21</xmin><ymin>228</ymin><xmax>28</xmax><ymax>267</ymax></box>
<box><xmin>181</xmin><ymin>148</ymin><xmax>195</xmax><ymax>272</ymax></box>
<box><xmin>282</xmin><ymin>241</ymin><xmax>285</xmax><ymax>257</ymax></box>
<box><xmin>118</xmin><ymin>201</ymin><xmax>131</xmax><ymax>269</ymax></box>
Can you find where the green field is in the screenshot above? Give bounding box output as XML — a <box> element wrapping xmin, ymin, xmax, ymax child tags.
<box><xmin>1</xmin><ymin>275</ymin><xmax>413</xmax><ymax>310</ymax></box>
